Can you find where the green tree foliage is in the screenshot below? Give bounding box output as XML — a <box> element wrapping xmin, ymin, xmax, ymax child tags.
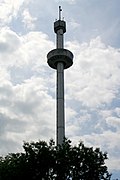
<box><xmin>0</xmin><ymin>139</ymin><xmax>111</xmax><ymax>180</ymax></box>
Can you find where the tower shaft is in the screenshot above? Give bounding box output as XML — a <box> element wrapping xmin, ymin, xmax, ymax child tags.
<box><xmin>56</xmin><ymin>29</ymin><xmax>64</xmax><ymax>48</ymax></box>
<box><xmin>56</xmin><ymin>21</ymin><xmax>65</xmax><ymax>145</ymax></box>
<box><xmin>57</xmin><ymin>62</ymin><xmax>65</xmax><ymax>145</ymax></box>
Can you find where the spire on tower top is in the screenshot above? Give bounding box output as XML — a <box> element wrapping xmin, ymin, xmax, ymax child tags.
<box><xmin>59</xmin><ymin>6</ymin><xmax>62</xmax><ymax>20</ymax></box>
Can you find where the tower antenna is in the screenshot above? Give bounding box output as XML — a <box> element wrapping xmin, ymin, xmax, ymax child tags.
<box><xmin>59</xmin><ymin>6</ymin><xmax>62</xmax><ymax>20</ymax></box>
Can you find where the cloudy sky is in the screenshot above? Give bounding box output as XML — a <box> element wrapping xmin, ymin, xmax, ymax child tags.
<box><xmin>0</xmin><ymin>0</ymin><xmax>120</xmax><ymax>178</ymax></box>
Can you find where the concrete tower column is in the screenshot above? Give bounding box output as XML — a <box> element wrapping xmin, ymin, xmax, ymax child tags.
<box><xmin>56</xmin><ymin>11</ymin><xmax>65</xmax><ymax>145</ymax></box>
<box><xmin>57</xmin><ymin>62</ymin><xmax>65</xmax><ymax>145</ymax></box>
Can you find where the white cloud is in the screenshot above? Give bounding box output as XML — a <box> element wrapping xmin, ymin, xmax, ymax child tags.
<box><xmin>0</xmin><ymin>28</ymin><xmax>21</xmax><ymax>54</ymax></box>
<box><xmin>0</xmin><ymin>0</ymin><xmax>27</xmax><ymax>25</ymax></box>
<box><xmin>0</xmin><ymin>28</ymin><xmax>55</xmax><ymax>154</ymax></box>
<box><xmin>68</xmin><ymin>19</ymin><xmax>80</xmax><ymax>30</ymax></box>
<box><xmin>106</xmin><ymin>116</ymin><xmax>120</xmax><ymax>131</ymax></box>
<box><xmin>55</xmin><ymin>0</ymin><xmax>76</xmax><ymax>4</ymax></box>
<box><xmin>0</xmin><ymin>28</ymin><xmax>54</xmax><ymax>68</ymax></box>
<box><xmin>114</xmin><ymin>107</ymin><xmax>120</xmax><ymax>117</ymax></box>
<box><xmin>22</xmin><ymin>9</ymin><xmax>37</xmax><ymax>30</ymax></box>
<box><xmin>66</xmin><ymin>37</ymin><xmax>120</xmax><ymax>108</ymax></box>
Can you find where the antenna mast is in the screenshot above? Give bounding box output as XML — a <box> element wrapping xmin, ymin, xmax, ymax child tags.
<box><xmin>59</xmin><ymin>6</ymin><xmax>62</xmax><ymax>20</ymax></box>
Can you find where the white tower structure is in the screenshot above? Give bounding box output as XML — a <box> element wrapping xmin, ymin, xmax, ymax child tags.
<box><xmin>47</xmin><ymin>6</ymin><xmax>73</xmax><ymax>145</ymax></box>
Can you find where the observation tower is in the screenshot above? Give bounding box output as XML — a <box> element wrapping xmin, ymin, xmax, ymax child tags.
<box><xmin>47</xmin><ymin>6</ymin><xmax>73</xmax><ymax>145</ymax></box>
